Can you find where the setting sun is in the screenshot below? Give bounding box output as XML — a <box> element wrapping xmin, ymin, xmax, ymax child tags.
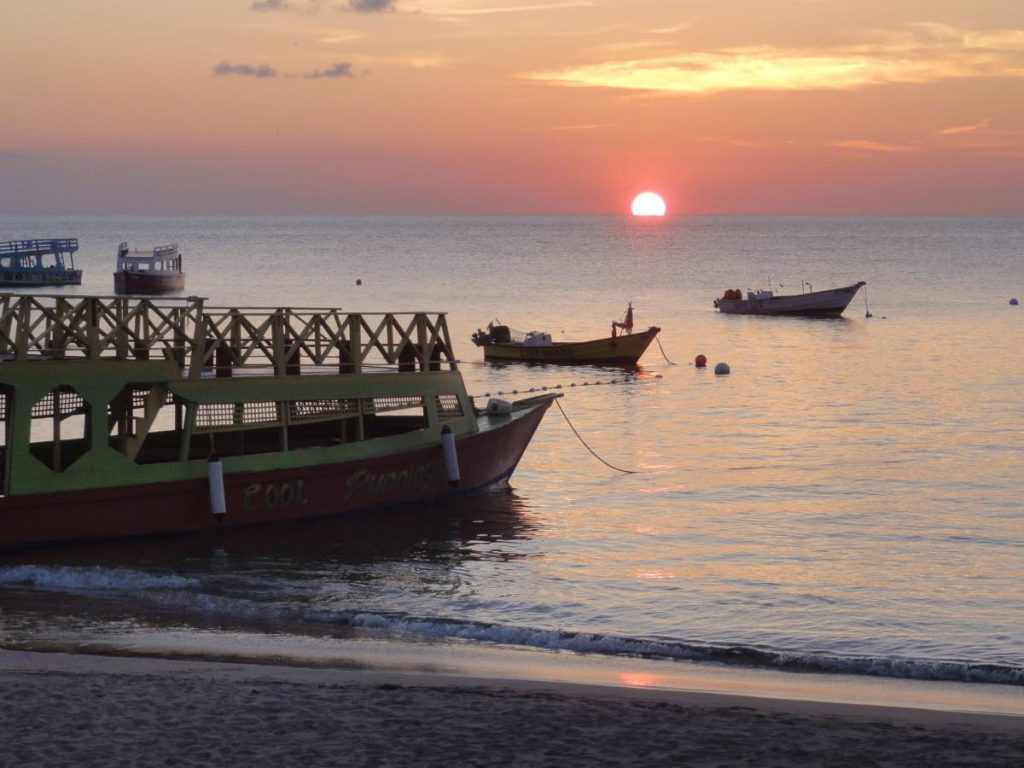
<box><xmin>631</xmin><ymin>192</ymin><xmax>667</xmax><ymax>217</ymax></box>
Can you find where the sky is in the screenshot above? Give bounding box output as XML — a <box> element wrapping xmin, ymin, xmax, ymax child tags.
<box><xmin>2</xmin><ymin>0</ymin><xmax>1023</xmax><ymax>215</ymax></box>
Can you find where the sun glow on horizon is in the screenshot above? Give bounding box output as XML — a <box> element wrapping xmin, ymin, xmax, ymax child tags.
<box><xmin>631</xmin><ymin>192</ymin><xmax>667</xmax><ymax>217</ymax></box>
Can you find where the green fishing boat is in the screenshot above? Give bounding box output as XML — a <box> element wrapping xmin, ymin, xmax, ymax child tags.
<box><xmin>0</xmin><ymin>293</ymin><xmax>556</xmax><ymax>549</ymax></box>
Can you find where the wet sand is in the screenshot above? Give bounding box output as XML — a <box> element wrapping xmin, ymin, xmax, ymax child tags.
<box><xmin>2</xmin><ymin>649</ymin><xmax>1022</xmax><ymax>766</ymax></box>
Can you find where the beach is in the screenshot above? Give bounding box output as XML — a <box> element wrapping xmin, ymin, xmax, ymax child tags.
<box><xmin>2</xmin><ymin>650</ymin><xmax>1022</xmax><ymax>767</ymax></box>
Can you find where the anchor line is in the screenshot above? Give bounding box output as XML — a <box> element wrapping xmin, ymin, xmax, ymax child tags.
<box><xmin>655</xmin><ymin>335</ymin><xmax>676</xmax><ymax>365</ymax></box>
<box><xmin>554</xmin><ymin>398</ymin><xmax>637</xmax><ymax>475</ymax></box>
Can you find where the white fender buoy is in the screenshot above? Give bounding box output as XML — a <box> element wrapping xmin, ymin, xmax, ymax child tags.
<box><xmin>714</xmin><ymin>362</ymin><xmax>730</xmax><ymax>375</ymax></box>
<box><xmin>208</xmin><ymin>455</ymin><xmax>226</xmax><ymax>516</ymax></box>
<box><xmin>486</xmin><ymin>398</ymin><xmax>512</xmax><ymax>416</ymax></box>
<box><xmin>441</xmin><ymin>425</ymin><xmax>460</xmax><ymax>486</ymax></box>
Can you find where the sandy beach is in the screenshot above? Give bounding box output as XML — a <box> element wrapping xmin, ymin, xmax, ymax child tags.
<box><xmin>2</xmin><ymin>649</ymin><xmax>1021</xmax><ymax>767</ymax></box>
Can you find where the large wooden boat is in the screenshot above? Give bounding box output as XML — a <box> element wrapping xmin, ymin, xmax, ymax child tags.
<box><xmin>472</xmin><ymin>304</ymin><xmax>661</xmax><ymax>365</ymax></box>
<box><xmin>114</xmin><ymin>242</ymin><xmax>185</xmax><ymax>294</ymax></box>
<box><xmin>714</xmin><ymin>282</ymin><xmax>866</xmax><ymax>317</ymax></box>
<box><xmin>0</xmin><ymin>239</ymin><xmax>82</xmax><ymax>287</ymax></box>
<box><xmin>0</xmin><ymin>293</ymin><xmax>557</xmax><ymax>549</ymax></box>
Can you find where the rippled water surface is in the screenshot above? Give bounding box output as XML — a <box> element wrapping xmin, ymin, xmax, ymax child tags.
<box><xmin>1</xmin><ymin>215</ymin><xmax>1022</xmax><ymax>685</ymax></box>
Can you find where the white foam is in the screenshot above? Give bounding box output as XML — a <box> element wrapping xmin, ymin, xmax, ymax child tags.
<box><xmin>0</xmin><ymin>565</ymin><xmax>200</xmax><ymax>592</ymax></box>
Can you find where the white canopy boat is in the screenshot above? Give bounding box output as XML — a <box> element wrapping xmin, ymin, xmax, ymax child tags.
<box><xmin>714</xmin><ymin>282</ymin><xmax>866</xmax><ymax>317</ymax></box>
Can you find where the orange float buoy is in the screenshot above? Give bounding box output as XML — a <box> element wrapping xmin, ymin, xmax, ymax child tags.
<box><xmin>695</xmin><ymin>354</ymin><xmax>707</xmax><ymax>368</ymax></box>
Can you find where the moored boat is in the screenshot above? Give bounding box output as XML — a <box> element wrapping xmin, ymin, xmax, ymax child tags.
<box><xmin>714</xmin><ymin>282</ymin><xmax>866</xmax><ymax>317</ymax></box>
<box><xmin>114</xmin><ymin>242</ymin><xmax>185</xmax><ymax>294</ymax></box>
<box><xmin>471</xmin><ymin>304</ymin><xmax>661</xmax><ymax>365</ymax></box>
<box><xmin>0</xmin><ymin>293</ymin><xmax>557</xmax><ymax>549</ymax></box>
<box><xmin>0</xmin><ymin>239</ymin><xmax>82</xmax><ymax>287</ymax></box>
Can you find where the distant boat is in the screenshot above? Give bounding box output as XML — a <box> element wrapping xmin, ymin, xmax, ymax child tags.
<box><xmin>0</xmin><ymin>238</ymin><xmax>82</xmax><ymax>287</ymax></box>
<box><xmin>114</xmin><ymin>242</ymin><xmax>185</xmax><ymax>295</ymax></box>
<box><xmin>714</xmin><ymin>282</ymin><xmax>866</xmax><ymax>317</ymax></box>
<box><xmin>471</xmin><ymin>303</ymin><xmax>661</xmax><ymax>365</ymax></box>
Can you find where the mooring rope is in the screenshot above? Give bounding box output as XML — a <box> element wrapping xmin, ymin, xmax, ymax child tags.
<box><xmin>554</xmin><ymin>398</ymin><xmax>637</xmax><ymax>475</ymax></box>
<box><xmin>655</xmin><ymin>335</ymin><xmax>677</xmax><ymax>365</ymax></box>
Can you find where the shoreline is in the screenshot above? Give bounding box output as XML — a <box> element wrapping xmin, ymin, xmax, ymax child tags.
<box><xmin>3</xmin><ymin>648</ymin><xmax>1022</xmax><ymax>766</ymax></box>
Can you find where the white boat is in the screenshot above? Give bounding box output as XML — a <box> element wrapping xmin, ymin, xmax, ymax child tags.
<box><xmin>714</xmin><ymin>282</ymin><xmax>866</xmax><ymax>317</ymax></box>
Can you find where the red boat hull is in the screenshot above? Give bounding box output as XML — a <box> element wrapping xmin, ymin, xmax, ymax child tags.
<box><xmin>114</xmin><ymin>271</ymin><xmax>185</xmax><ymax>295</ymax></box>
<box><xmin>0</xmin><ymin>403</ymin><xmax>550</xmax><ymax>549</ymax></box>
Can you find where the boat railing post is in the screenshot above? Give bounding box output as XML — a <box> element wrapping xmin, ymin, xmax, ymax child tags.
<box><xmin>416</xmin><ymin>313</ymin><xmax>428</xmax><ymax>372</ymax></box>
<box><xmin>114</xmin><ymin>297</ymin><xmax>130</xmax><ymax>361</ymax></box>
<box><xmin>271</xmin><ymin>309</ymin><xmax>286</xmax><ymax>376</ymax></box>
<box><xmin>186</xmin><ymin>297</ymin><xmax>208</xmax><ymax>379</ymax></box>
<box><xmin>348</xmin><ymin>313</ymin><xmax>362</xmax><ymax>375</ymax></box>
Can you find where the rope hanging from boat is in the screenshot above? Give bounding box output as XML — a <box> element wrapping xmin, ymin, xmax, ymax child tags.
<box><xmin>655</xmin><ymin>335</ymin><xmax>676</xmax><ymax>365</ymax></box>
<box><xmin>554</xmin><ymin>398</ymin><xmax>637</xmax><ymax>475</ymax></box>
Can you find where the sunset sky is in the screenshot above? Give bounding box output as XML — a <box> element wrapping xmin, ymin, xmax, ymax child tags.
<box><xmin>2</xmin><ymin>1</ymin><xmax>1023</xmax><ymax>214</ymax></box>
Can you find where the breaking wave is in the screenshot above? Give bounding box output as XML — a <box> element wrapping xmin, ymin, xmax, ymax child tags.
<box><xmin>340</xmin><ymin>611</ymin><xmax>1024</xmax><ymax>686</ymax></box>
<box><xmin>3</xmin><ymin>564</ymin><xmax>1020</xmax><ymax>686</ymax></box>
<box><xmin>0</xmin><ymin>564</ymin><xmax>200</xmax><ymax>592</ymax></box>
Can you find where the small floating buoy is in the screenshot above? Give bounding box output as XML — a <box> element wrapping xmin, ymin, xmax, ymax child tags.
<box><xmin>356</xmin><ymin>279</ymin><xmax>362</xmax><ymax>286</ymax></box>
<box><xmin>208</xmin><ymin>455</ymin><xmax>226</xmax><ymax>516</ymax></box>
<box><xmin>1011</xmin><ymin>298</ymin><xmax>1019</xmax><ymax>306</ymax></box>
<box><xmin>440</xmin><ymin>425</ymin><xmax>460</xmax><ymax>486</ymax></box>
<box><xmin>695</xmin><ymin>354</ymin><xmax>707</xmax><ymax>368</ymax></box>
<box><xmin>714</xmin><ymin>362</ymin><xmax>730</xmax><ymax>375</ymax></box>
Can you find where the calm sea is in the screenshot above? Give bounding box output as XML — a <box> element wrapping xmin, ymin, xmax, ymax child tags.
<box><xmin>0</xmin><ymin>215</ymin><xmax>1021</xmax><ymax>687</ymax></box>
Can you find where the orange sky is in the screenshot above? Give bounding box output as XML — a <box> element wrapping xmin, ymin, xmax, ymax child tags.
<box><xmin>2</xmin><ymin>1</ymin><xmax>1022</xmax><ymax>214</ymax></box>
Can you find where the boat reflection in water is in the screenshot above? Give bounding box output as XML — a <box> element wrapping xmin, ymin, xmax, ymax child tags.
<box><xmin>0</xmin><ymin>487</ymin><xmax>537</xmax><ymax>652</ymax></box>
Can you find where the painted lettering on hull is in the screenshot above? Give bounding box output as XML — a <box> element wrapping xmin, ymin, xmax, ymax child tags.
<box><xmin>345</xmin><ymin>461</ymin><xmax>445</xmax><ymax>499</ymax></box>
<box><xmin>243</xmin><ymin>479</ymin><xmax>310</xmax><ymax>514</ymax></box>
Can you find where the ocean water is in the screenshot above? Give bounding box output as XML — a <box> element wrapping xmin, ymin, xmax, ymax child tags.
<box><xmin>0</xmin><ymin>214</ymin><xmax>1022</xmax><ymax>688</ymax></box>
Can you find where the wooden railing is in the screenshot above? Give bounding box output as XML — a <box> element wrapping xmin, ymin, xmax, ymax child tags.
<box><xmin>0</xmin><ymin>294</ymin><xmax>456</xmax><ymax>377</ymax></box>
<box><xmin>0</xmin><ymin>238</ymin><xmax>79</xmax><ymax>255</ymax></box>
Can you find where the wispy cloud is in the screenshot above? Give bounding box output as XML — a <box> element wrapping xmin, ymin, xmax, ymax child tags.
<box><xmin>407</xmin><ymin>0</ymin><xmax>592</xmax><ymax>17</ymax></box>
<box><xmin>533</xmin><ymin>123</ymin><xmax>614</xmax><ymax>131</ymax></box>
<box><xmin>348</xmin><ymin>0</ymin><xmax>395</xmax><ymax>10</ymax></box>
<box><xmin>212</xmin><ymin>61</ymin><xmax>364</xmax><ymax>80</ymax></box>
<box><xmin>830</xmin><ymin>139</ymin><xmax>919</xmax><ymax>153</ymax></box>
<box><xmin>649</xmin><ymin>22</ymin><xmax>692</xmax><ymax>36</ymax></box>
<box><xmin>525</xmin><ymin>24</ymin><xmax>1024</xmax><ymax>94</ymax></box>
<box><xmin>252</xmin><ymin>0</ymin><xmax>290</xmax><ymax>10</ymax></box>
<box><xmin>213</xmin><ymin>62</ymin><xmax>277</xmax><ymax>78</ymax></box>
<box><xmin>306</xmin><ymin>62</ymin><xmax>355</xmax><ymax>78</ymax></box>
<box><xmin>251</xmin><ymin>0</ymin><xmax>395</xmax><ymax>12</ymax></box>
<box><xmin>319</xmin><ymin>29</ymin><xmax>362</xmax><ymax>44</ymax></box>
<box><xmin>935</xmin><ymin>119</ymin><xmax>990</xmax><ymax>136</ymax></box>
